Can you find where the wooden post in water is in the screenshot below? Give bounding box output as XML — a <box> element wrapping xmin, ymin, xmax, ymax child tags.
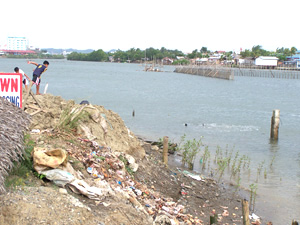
<box><xmin>163</xmin><ymin>136</ymin><xmax>168</xmax><ymax>166</ymax></box>
<box><xmin>270</xmin><ymin>109</ymin><xmax>280</xmax><ymax>139</ymax></box>
<box><xmin>242</xmin><ymin>199</ymin><xmax>250</xmax><ymax>225</ymax></box>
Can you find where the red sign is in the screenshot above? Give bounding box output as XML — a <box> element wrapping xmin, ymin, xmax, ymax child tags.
<box><xmin>0</xmin><ymin>73</ymin><xmax>22</xmax><ymax>108</ymax></box>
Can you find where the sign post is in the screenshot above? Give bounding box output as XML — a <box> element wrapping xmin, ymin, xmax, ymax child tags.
<box><xmin>0</xmin><ymin>73</ymin><xmax>22</xmax><ymax>108</ymax></box>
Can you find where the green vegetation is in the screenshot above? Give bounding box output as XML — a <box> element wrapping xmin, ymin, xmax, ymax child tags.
<box><xmin>66</xmin><ymin>44</ymin><xmax>298</xmax><ymax>64</ymax></box>
<box><xmin>4</xmin><ymin>134</ymin><xmax>35</xmax><ymax>189</ymax></box>
<box><xmin>68</xmin><ymin>49</ymin><xmax>107</xmax><ymax>61</ymax></box>
<box><xmin>67</xmin><ymin>47</ymin><xmax>185</xmax><ymax>63</ymax></box>
<box><xmin>187</xmin><ymin>49</ymin><xmax>210</xmax><ymax>59</ymax></box>
<box><xmin>172</xmin><ymin>59</ymin><xmax>190</xmax><ymax>65</ymax></box>
<box><xmin>3</xmin><ymin>44</ymin><xmax>298</xmax><ymax>63</ymax></box>
<box><xmin>58</xmin><ymin>106</ymin><xmax>90</xmax><ymax>132</ymax></box>
<box><xmin>119</xmin><ymin>155</ymin><xmax>134</xmax><ymax>176</ymax></box>
<box><xmin>249</xmin><ymin>183</ymin><xmax>258</xmax><ymax>211</ymax></box>
<box><xmin>200</xmin><ymin>146</ymin><xmax>211</xmax><ymax>170</ymax></box>
<box><xmin>240</xmin><ymin>45</ymin><xmax>298</xmax><ymax>61</ymax></box>
<box><xmin>156</xmin><ymin>137</ymin><xmax>179</xmax><ymax>153</ymax></box>
<box><xmin>179</xmin><ymin>134</ymin><xmax>203</xmax><ymax>170</ymax></box>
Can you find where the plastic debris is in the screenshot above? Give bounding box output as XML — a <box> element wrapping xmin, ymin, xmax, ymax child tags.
<box><xmin>32</xmin><ymin>148</ymin><xmax>68</xmax><ymax>173</ymax></box>
<box><xmin>31</xmin><ymin>129</ymin><xmax>41</xmax><ymax>133</ymax></box>
<box><xmin>183</xmin><ymin>170</ymin><xmax>202</xmax><ymax>181</ymax></box>
<box><xmin>41</xmin><ymin>169</ymin><xmax>75</xmax><ymax>187</ymax></box>
<box><xmin>33</xmin><ymin>133</ymin><xmax>209</xmax><ymax>225</ymax></box>
<box><xmin>249</xmin><ymin>213</ymin><xmax>260</xmax><ymax>220</ymax></box>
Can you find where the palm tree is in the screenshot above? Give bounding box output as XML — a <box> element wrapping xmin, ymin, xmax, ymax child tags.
<box><xmin>251</xmin><ymin>45</ymin><xmax>263</xmax><ymax>58</ymax></box>
<box><xmin>291</xmin><ymin>47</ymin><xmax>297</xmax><ymax>55</ymax></box>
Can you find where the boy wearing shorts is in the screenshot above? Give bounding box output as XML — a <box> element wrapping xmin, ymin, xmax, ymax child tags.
<box><xmin>14</xmin><ymin>67</ymin><xmax>31</xmax><ymax>91</ymax></box>
<box><xmin>27</xmin><ymin>60</ymin><xmax>49</xmax><ymax>95</ymax></box>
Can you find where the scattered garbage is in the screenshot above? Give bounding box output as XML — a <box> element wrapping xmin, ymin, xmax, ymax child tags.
<box><xmin>31</xmin><ymin>134</ymin><xmax>211</xmax><ymax>224</ymax></box>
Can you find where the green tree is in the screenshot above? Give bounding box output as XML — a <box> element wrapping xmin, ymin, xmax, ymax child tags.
<box><xmin>114</xmin><ymin>50</ymin><xmax>128</xmax><ymax>62</ymax></box>
<box><xmin>291</xmin><ymin>47</ymin><xmax>297</xmax><ymax>55</ymax></box>
<box><xmin>251</xmin><ymin>45</ymin><xmax>263</xmax><ymax>58</ymax></box>
<box><xmin>187</xmin><ymin>49</ymin><xmax>198</xmax><ymax>59</ymax></box>
<box><xmin>87</xmin><ymin>49</ymin><xmax>108</xmax><ymax>61</ymax></box>
<box><xmin>240</xmin><ymin>49</ymin><xmax>251</xmax><ymax>58</ymax></box>
<box><xmin>200</xmin><ymin>47</ymin><xmax>208</xmax><ymax>53</ymax></box>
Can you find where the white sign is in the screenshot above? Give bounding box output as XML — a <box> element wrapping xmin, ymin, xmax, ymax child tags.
<box><xmin>0</xmin><ymin>73</ymin><xmax>22</xmax><ymax>108</ymax></box>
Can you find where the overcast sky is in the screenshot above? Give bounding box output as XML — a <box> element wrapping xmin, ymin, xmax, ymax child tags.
<box><xmin>1</xmin><ymin>0</ymin><xmax>299</xmax><ymax>53</ymax></box>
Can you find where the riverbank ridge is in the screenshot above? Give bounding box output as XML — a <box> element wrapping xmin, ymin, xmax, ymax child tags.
<box><xmin>1</xmin><ymin>93</ymin><xmax>269</xmax><ymax>224</ymax></box>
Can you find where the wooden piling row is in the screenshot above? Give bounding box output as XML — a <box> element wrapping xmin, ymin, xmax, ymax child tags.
<box><xmin>174</xmin><ymin>66</ymin><xmax>234</xmax><ymax>80</ymax></box>
<box><xmin>233</xmin><ymin>68</ymin><xmax>300</xmax><ymax>79</ymax></box>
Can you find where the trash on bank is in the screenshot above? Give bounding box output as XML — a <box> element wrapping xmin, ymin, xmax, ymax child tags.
<box><xmin>177</xmin><ymin>168</ymin><xmax>204</xmax><ymax>181</ymax></box>
<box><xmin>31</xmin><ymin>129</ymin><xmax>41</xmax><ymax>133</ymax></box>
<box><xmin>32</xmin><ymin>135</ymin><xmax>208</xmax><ymax>224</ymax></box>
<box><xmin>32</xmin><ymin>148</ymin><xmax>68</xmax><ymax>173</ymax></box>
<box><xmin>249</xmin><ymin>213</ymin><xmax>260</xmax><ymax>220</ymax></box>
<box><xmin>68</xmin><ymin>179</ymin><xmax>112</xmax><ymax>200</ymax></box>
<box><xmin>41</xmin><ymin>169</ymin><xmax>75</xmax><ymax>187</ymax></box>
<box><xmin>249</xmin><ymin>213</ymin><xmax>261</xmax><ymax>224</ymax></box>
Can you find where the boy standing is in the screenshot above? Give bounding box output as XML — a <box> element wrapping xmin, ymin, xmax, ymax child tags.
<box><xmin>14</xmin><ymin>67</ymin><xmax>31</xmax><ymax>91</ymax></box>
<box><xmin>27</xmin><ymin>60</ymin><xmax>49</xmax><ymax>95</ymax></box>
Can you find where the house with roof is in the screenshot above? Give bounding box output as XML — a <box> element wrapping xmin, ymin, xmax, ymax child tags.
<box><xmin>255</xmin><ymin>56</ymin><xmax>278</xmax><ymax>68</ymax></box>
<box><xmin>162</xmin><ymin>57</ymin><xmax>173</xmax><ymax>65</ymax></box>
<box><xmin>195</xmin><ymin>58</ymin><xmax>208</xmax><ymax>65</ymax></box>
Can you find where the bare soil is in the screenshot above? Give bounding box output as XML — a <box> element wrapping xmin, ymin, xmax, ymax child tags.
<box><xmin>0</xmin><ymin>94</ymin><xmax>248</xmax><ymax>225</ymax></box>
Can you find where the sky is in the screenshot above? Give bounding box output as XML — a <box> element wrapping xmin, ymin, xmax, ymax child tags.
<box><xmin>1</xmin><ymin>0</ymin><xmax>299</xmax><ymax>53</ymax></box>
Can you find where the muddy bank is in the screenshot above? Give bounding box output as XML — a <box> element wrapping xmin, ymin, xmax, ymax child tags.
<box><xmin>0</xmin><ymin>93</ymin><xmax>263</xmax><ymax>224</ymax></box>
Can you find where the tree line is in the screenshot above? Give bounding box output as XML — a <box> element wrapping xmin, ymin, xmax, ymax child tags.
<box><xmin>67</xmin><ymin>45</ymin><xmax>298</xmax><ymax>63</ymax></box>
<box><xmin>240</xmin><ymin>45</ymin><xmax>297</xmax><ymax>61</ymax></box>
<box><xmin>67</xmin><ymin>47</ymin><xmax>187</xmax><ymax>63</ymax></box>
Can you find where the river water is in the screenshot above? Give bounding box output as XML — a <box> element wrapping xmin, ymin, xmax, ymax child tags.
<box><xmin>1</xmin><ymin>58</ymin><xmax>299</xmax><ymax>223</ymax></box>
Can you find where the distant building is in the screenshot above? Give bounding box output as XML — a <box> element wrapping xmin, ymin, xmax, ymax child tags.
<box><xmin>176</xmin><ymin>56</ymin><xmax>185</xmax><ymax>60</ymax></box>
<box><xmin>208</xmin><ymin>56</ymin><xmax>221</xmax><ymax>63</ymax></box>
<box><xmin>0</xmin><ymin>50</ymin><xmax>36</xmax><ymax>55</ymax></box>
<box><xmin>255</xmin><ymin>56</ymin><xmax>278</xmax><ymax>67</ymax></box>
<box><xmin>7</xmin><ymin>37</ymin><xmax>28</xmax><ymax>50</ymax></box>
<box><xmin>286</xmin><ymin>54</ymin><xmax>300</xmax><ymax>61</ymax></box>
<box><xmin>162</xmin><ymin>57</ymin><xmax>173</xmax><ymax>65</ymax></box>
<box><xmin>255</xmin><ymin>56</ymin><xmax>278</xmax><ymax>69</ymax></box>
<box><xmin>195</xmin><ymin>58</ymin><xmax>208</xmax><ymax>65</ymax></box>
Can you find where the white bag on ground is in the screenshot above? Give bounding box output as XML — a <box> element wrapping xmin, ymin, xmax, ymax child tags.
<box><xmin>41</xmin><ymin>169</ymin><xmax>75</xmax><ymax>187</ymax></box>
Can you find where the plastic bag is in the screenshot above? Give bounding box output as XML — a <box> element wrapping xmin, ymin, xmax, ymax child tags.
<box><xmin>41</xmin><ymin>169</ymin><xmax>75</xmax><ymax>187</ymax></box>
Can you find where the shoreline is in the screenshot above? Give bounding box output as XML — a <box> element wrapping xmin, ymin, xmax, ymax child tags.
<box><xmin>1</xmin><ymin>93</ymin><xmax>260</xmax><ymax>224</ymax></box>
<box><xmin>136</xmin><ymin>133</ymin><xmax>280</xmax><ymax>224</ymax></box>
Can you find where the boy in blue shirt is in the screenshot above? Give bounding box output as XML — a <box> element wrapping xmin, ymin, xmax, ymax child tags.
<box><xmin>27</xmin><ymin>60</ymin><xmax>49</xmax><ymax>95</ymax></box>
